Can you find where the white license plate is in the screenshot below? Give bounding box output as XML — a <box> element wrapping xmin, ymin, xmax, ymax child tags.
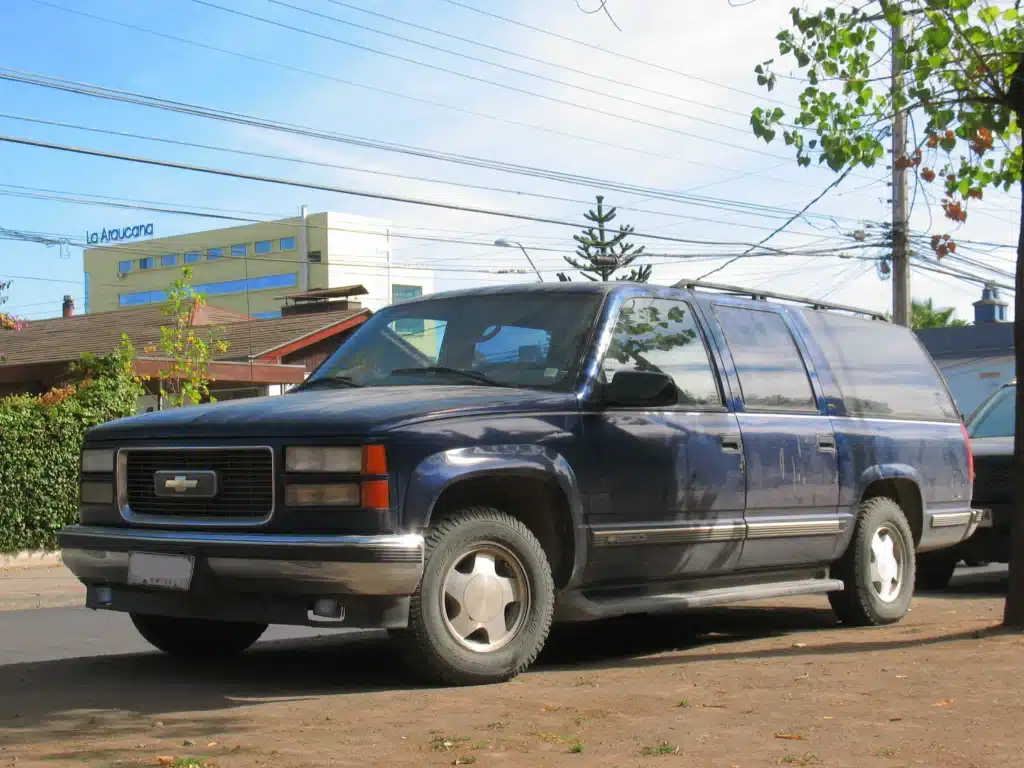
<box><xmin>127</xmin><ymin>552</ymin><xmax>195</xmax><ymax>591</ymax></box>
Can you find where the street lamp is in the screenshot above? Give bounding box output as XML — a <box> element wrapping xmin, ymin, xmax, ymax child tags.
<box><xmin>494</xmin><ymin>238</ymin><xmax>544</xmax><ymax>282</ymax></box>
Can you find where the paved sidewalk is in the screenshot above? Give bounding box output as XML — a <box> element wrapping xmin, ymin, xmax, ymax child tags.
<box><xmin>0</xmin><ymin>564</ymin><xmax>84</xmax><ymax>611</ymax></box>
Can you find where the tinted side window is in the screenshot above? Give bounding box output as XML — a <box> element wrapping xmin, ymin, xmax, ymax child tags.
<box><xmin>800</xmin><ymin>310</ymin><xmax>958</xmax><ymax>421</ymax></box>
<box><xmin>602</xmin><ymin>298</ymin><xmax>722</xmax><ymax>407</ymax></box>
<box><xmin>968</xmin><ymin>385</ymin><xmax>1015</xmax><ymax>438</ymax></box>
<box><xmin>714</xmin><ymin>305</ymin><xmax>817</xmax><ymax>411</ymax></box>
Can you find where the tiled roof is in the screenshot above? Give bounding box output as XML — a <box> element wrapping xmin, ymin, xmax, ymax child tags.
<box><xmin>915</xmin><ymin>323</ymin><xmax>1014</xmax><ymax>360</ymax></box>
<box><xmin>0</xmin><ymin>303</ymin><xmax>370</xmax><ymax>367</ymax></box>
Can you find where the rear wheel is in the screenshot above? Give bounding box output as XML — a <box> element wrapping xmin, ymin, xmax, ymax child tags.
<box><xmin>394</xmin><ymin>506</ymin><xmax>555</xmax><ymax>686</ymax></box>
<box><xmin>829</xmin><ymin>497</ymin><xmax>915</xmax><ymax>626</ymax></box>
<box><xmin>131</xmin><ymin>614</ymin><xmax>267</xmax><ymax>657</ymax></box>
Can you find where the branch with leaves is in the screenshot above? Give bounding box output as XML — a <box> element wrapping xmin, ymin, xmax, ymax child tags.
<box><xmin>0</xmin><ymin>280</ymin><xmax>26</xmax><ymax>364</ymax></box>
<box><xmin>142</xmin><ymin>267</ymin><xmax>229</xmax><ymax>408</ymax></box>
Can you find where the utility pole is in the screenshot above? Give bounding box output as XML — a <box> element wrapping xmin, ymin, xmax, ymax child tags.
<box><xmin>890</xmin><ymin>11</ymin><xmax>911</xmax><ymax>327</ymax></box>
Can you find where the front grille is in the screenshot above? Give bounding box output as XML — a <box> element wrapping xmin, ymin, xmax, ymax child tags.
<box><xmin>122</xmin><ymin>448</ymin><xmax>274</xmax><ymax>520</ymax></box>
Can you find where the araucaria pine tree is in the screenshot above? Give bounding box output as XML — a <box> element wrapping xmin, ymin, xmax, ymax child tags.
<box><xmin>558</xmin><ymin>195</ymin><xmax>651</xmax><ymax>282</ymax></box>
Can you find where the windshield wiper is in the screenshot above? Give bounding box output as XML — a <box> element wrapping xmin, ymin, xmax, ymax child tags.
<box><xmin>389</xmin><ymin>366</ymin><xmax>508</xmax><ymax>387</ymax></box>
<box><xmin>298</xmin><ymin>375</ymin><xmax>363</xmax><ymax>390</ymax></box>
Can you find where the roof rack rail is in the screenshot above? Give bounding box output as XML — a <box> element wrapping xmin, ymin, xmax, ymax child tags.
<box><xmin>674</xmin><ymin>279</ymin><xmax>889</xmax><ymax>322</ymax></box>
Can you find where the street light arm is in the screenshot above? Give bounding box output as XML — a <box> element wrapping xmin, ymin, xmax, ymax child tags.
<box><xmin>494</xmin><ymin>238</ymin><xmax>544</xmax><ymax>283</ymax></box>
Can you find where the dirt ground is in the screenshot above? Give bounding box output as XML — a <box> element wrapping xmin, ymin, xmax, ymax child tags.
<box><xmin>1</xmin><ymin>574</ymin><xmax>1020</xmax><ymax>768</ymax></box>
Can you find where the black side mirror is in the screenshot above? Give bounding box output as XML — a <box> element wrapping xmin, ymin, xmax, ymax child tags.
<box><xmin>606</xmin><ymin>370</ymin><xmax>677</xmax><ymax>407</ymax></box>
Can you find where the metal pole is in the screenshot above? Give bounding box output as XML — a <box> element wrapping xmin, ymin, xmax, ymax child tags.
<box><xmin>890</xmin><ymin>11</ymin><xmax>911</xmax><ymax>326</ymax></box>
<box><xmin>515</xmin><ymin>242</ymin><xmax>544</xmax><ymax>283</ymax></box>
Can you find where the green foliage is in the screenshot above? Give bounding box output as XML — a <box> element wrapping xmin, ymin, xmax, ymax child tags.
<box><xmin>558</xmin><ymin>195</ymin><xmax>651</xmax><ymax>282</ymax></box>
<box><xmin>143</xmin><ymin>267</ymin><xmax>229</xmax><ymax>408</ymax></box>
<box><xmin>750</xmin><ymin>0</ymin><xmax>1022</xmax><ymax>251</ymax></box>
<box><xmin>0</xmin><ymin>337</ymin><xmax>143</xmax><ymax>552</ymax></box>
<box><xmin>607</xmin><ymin>302</ymin><xmax>697</xmax><ymax>366</ymax></box>
<box><xmin>911</xmin><ymin>296</ymin><xmax>969</xmax><ymax>328</ymax></box>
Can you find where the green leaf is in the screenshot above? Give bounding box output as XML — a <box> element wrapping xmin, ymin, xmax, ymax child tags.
<box><xmin>979</xmin><ymin>5</ymin><xmax>1000</xmax><ymax>24</ymax></box>
<box><xmin>1004</xmin><ymin>7</ymin><xmax>1019</xmax><ymax>22</ymax></box>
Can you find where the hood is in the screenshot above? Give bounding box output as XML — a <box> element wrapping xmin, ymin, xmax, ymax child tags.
<box><xmin>971</xmin><ymin>435</ymin><xmax>1014</xmax><ymax>457</ymax></box>
<box><xmin>87</xmin><ymin>385</ymin><xmax>580</xmax><ymax>441</ymax></box>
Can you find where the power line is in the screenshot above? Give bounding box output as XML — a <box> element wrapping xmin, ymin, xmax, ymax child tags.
<box><xmin>193</xmin><ymin>0</ymin><xmax>796</xmax><ymax>161</ymax></box>
<box><xmin>440</xmin><ymin>0</ymin><xmax>789</xmax><ymax>106</ymax></box>
<box><xmin>0</xmin><ymin>132</ymin><xmax>850</xmax><ymax>252</ymax></box>
<box><xmin>0</xmin><ymin>68</ymin><xmax>883</xmax><ymax>226</ymax></box>
<box><xmin>268</xmin><ymin>0</ymin><xmax>753</xmax><ymax>134</ymax></box>
<box><xmin>320</xmin><ymin>0</ymin><xmax>762</xmax><ymax>124</ymax></box>
<box><xmin>26</xmin><ymin>0</ymin><xmax>775</xmax><ymax>178</ymax></box>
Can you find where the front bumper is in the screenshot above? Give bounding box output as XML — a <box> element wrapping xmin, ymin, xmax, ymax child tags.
<box><xmin>59</xmin><ymin>525</ymin><xmax>424</xmax><ymax>629</ymax></box>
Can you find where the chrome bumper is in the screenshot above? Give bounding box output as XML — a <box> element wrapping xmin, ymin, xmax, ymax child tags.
<box><xmin>59</xmin><ymin>524</ymin><xmax>424</xmax><ymax>597</ymax></box>
<box><xmin>919</xmin><ymin>508</ymin><xmax>986</xmax><ymax>553</ymax></box>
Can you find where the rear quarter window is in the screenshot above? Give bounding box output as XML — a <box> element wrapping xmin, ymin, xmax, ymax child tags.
<box><xmin>800</xmin><ymin>310</ymin><xmax>957</xmax><ymax>421</ymax></box>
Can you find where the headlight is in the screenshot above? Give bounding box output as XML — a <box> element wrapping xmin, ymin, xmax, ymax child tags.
<box><xmin>285</xmin><ymin>446</ymin><xmax>379</xmax><ymax>473</ymax></box>
<box><xmin>81</xmin><ymin>449</ymin><xmax>115</xmax><ymax>474</ymax></box>
<box><xmin>286</xmin><ymin>483</ymin><xmax>361</xmax><ymax>507</ymax></box>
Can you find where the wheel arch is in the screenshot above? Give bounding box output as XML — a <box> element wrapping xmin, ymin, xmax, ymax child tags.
<box><xmin>404</xmin><ymin>446</ymin><xmax>586</xmax><ymax>589</ymax></box>
<box><xmin>858</xmin><ymin>465</ymin><xmax>924</xmax><ymax>547</ymax></box>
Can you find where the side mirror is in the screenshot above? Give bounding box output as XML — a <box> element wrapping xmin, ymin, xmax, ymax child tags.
<box><xmin>606</xmin><ymin>370</ymin><xmax>677</xmax><ymax>407</ymax></box>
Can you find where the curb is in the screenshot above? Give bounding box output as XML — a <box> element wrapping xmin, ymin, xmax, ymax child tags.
<box><xmin>0</xmin><ymin>551</ymin><xmax>62</xmax><ymax>570</ymax></box>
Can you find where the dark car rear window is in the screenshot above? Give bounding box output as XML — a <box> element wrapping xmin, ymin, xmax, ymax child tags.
<box><xmin>800</xmin><ymin>310</ymin><xmax>958</xmax><ymax>421</ymax></box>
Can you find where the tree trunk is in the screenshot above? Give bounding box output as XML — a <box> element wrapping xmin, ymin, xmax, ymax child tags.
<box><xmin>1004</xmin><ymin>119</ymin><xmax>1024</xmax><ymax>627</ymax></box>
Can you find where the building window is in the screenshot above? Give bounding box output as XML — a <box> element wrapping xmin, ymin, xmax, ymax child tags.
<box><xmin>207</xmin><ymin>247</ymin><xmax>224</xmax><ymax>260</ymax></box>
<box><xmin>139</xmin><ymin>256</ymin><xmax>155</xmax><ymax>270</ymax></box>
<box><xmin>392</xmin><ymin>284</ymin><xmax>422</xmax><ymax>303</ymax></box>
<box><xmin>280</xmin><ymin>236</ymin><xmax>296</xmax><ymax>251</ymax></box>
<box><xmin>231</xmin><ymin>243</ymin><xmax>247</xmax><ymax>257</ymax></box>
<box><xmin>118</xmin><ymin>273</ymin><xmax>298</xmax><ymax>307</ymax></box>
<box><xmin>161</xmin><ymin>254</ymin><xmax>177</xmax><ymax>267</ymax></box>
<box><xmin>255</xmin><ymin>240</ymin><xmax>272</xmax><ymax>254</ymax></box>
<box><xmin>184</xmin><ymin>251</ymin><xmax>201</xmax><ymax>264</ymax></box>
<box><xmin>308</xmin><ymin>250</ymin><xmax>322</xmax><ymax>264</ymax></box>
<box><xmin>117</xmin><ymin>260</ymin><xmax>132</xmax><ymax>274</ymax></box>
<box><xmin>252</xmin><ymin>310</ymin><xmax>282</xmax><ymax>319</ymax></box>
<box><xmin>392</xmin><ymin>285</ymin><xmax>424</xmax><ymax>334</ymax></box>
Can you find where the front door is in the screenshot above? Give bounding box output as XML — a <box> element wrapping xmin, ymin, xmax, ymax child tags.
<box><xmin>582</xmin><ymin>296</ymin><xmax>746</xmax><ymax>586</ymax></box>
<box><xmin>710</xmin><ymin>304</ymin><xmax>840</xmax><ymax>571</ymax></box>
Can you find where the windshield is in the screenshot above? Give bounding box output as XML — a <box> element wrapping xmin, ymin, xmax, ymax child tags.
<box><xmin>302</xmin><ymin>291</ymin><xmax>604</xmax><ymax>390</ymax></box>
<box><xmin>967</xmin><ymin>384</ymin><xmax>1015</xmax><ymax>438</ymax></box>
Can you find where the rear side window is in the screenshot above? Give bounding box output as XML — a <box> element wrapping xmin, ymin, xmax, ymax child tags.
<box><xmin>714</xmin><ymin>305</ymin><xmax>817</xmax><ymax>411</ymax></box>
<box><xmin>801</xmin><ymin>311</ymin><xmax>958</xmax><ymax>421</ymax></box>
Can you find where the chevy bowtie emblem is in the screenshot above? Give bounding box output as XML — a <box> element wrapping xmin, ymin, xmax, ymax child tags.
<box><xmin>164</xmin><ymin>475</ymin><xmax>199</xmax><ymax>493</ymax></box>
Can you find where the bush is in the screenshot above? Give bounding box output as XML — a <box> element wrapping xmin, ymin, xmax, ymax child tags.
<box><xmin>0</xmin><ymin>337</ymin><xmax>143</xmax><ymax>552</ymax></box>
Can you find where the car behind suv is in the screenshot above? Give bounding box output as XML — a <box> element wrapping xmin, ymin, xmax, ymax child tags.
<box><xmin>917</xmin><ymin>378</ymin><xmax>1014</xmax><ymax>588</ymax></box>
<box><xmin>60</xmin><ymin>281</ymin><xmax>978</xmax><ymax>685</ymax></box>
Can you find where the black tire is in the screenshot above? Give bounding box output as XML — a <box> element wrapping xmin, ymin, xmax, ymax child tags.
<box><xmin>130</xmin><ymin>614</ymin><xmax>267</xmax><ymax>658</ymax></box>
<box><xmin>916</xmin><ymin>551</ymin><xmax>958</xmax><ymax>591</ymax></box>
<box><xmin>828</xmin><ymin>497</ymin><xmax>915</xmax><ymax>626</ymax></box>
<box><xmin>395</xmin><ymin>506</ymin><xmax>555</xmax><ymax>686</ymax></box>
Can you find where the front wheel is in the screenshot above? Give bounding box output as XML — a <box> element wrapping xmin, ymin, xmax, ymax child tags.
<box><xmin>131</xmin><ymin>614</ymin><xmax>267</xmax><ymax>658</ymax></box>
<box><xmin>829</xmin><ymin>497</ymin><xmax>915</xmax><ymax>626</ymax></box>
<box><xmin>395</xmin><ymin>507</ymin><xmax>555</xmax><ymax>686</ymax></box>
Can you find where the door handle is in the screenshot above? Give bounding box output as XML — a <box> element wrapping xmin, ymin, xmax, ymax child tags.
<box><xmin>817</xmin><ymin>434</ymin><xmax>837</xmax><ymax>453</ymax></box>
<box><xmin>721</xmin><ymin>435</ymin><xmax>743</xmax><ymax>453</ymax></box>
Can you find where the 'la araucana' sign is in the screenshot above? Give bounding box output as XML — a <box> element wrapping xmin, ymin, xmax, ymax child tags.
<box><xmin>86</xmin><ymin>223</ymin><xmax>154</xmax><ymax>245</ymax></box>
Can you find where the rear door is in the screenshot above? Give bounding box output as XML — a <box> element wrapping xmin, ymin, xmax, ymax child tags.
<box><xmin>709</xmin><ymin>303</ymin><xmax>841</xmax><ymax>571</ymax></box>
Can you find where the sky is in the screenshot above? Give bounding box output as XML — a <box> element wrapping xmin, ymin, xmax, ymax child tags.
<box><xmin>0</xmin><ymin>0</ymin><xmax>1018</xmax><ymax>324</ymax></box>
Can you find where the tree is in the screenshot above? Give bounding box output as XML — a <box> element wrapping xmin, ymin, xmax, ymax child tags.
<box><xmin>143</xmin><ymin>267</ymin><xmax>229</xmax><ymax>408</ymax></box>
<box><xmin>0</xmin><ymin>280</ymin><xmax>25</xmax><ymax>364</ymax></box>
<box><xmin>748</xmin><ymin>1</ymin><xmax>1024</xmax><ymax>626</ymax></box>
<box><xmin>911</xmin><ymin>297</ymin><xmax>970</xmax><ymax>328</ymax></box>
<box><xmin>558</xmin><ymin>195</ymin><xmax>651</xmax><ymax>282</ymax></box>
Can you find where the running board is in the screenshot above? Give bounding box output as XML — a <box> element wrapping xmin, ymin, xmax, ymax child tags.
<box><xmin>555</xmin><ymin>578</ymin><xmax>845</xmax><ymax>622</ymax></box>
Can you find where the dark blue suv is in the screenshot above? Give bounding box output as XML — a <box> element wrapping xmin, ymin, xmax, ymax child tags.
<box><xmin>60</xmin><ymin>281</ymin><xmax>978</xmax><ymax>685</ymax></box>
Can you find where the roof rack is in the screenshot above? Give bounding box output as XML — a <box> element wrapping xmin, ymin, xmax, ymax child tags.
<box><xmin>675</xmin><ymin>280</ymin><xmax>889</xmax><ymax>322</ymax></box>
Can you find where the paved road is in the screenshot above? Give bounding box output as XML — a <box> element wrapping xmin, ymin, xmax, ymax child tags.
<box><xmin>0</xmin><ymin>565</ymin><xmax>1007</xmax><ymax>667</ymax></box>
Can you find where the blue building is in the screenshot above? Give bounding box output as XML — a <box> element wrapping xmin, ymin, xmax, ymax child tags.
<box><xmin>916</xmin><ymin>284</ymin><xmax>1012</xmax><ymax>417</ymax></box>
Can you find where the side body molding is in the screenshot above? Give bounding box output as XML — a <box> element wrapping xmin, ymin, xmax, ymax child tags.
<box><xmin>403</xmin><ymin>445</ymin><xmax>588</xmax><ymax>589</ymax></box>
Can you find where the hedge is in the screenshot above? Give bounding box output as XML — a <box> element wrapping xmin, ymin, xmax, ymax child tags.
<box><xmin>0</xmin><ymin>340</ymin><xmax>143</xmax><ymax>552</ymax></box>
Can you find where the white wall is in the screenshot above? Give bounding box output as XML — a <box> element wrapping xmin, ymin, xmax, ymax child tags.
<box><xmin>937</xmin><ymin>355</ymin><xmax>1015</xmax><ymax>417</ymax></box>
<box><xmin>325</xmin><ymin>212</ymin><xmax>437</xmax><ymax>311</ymax></box>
